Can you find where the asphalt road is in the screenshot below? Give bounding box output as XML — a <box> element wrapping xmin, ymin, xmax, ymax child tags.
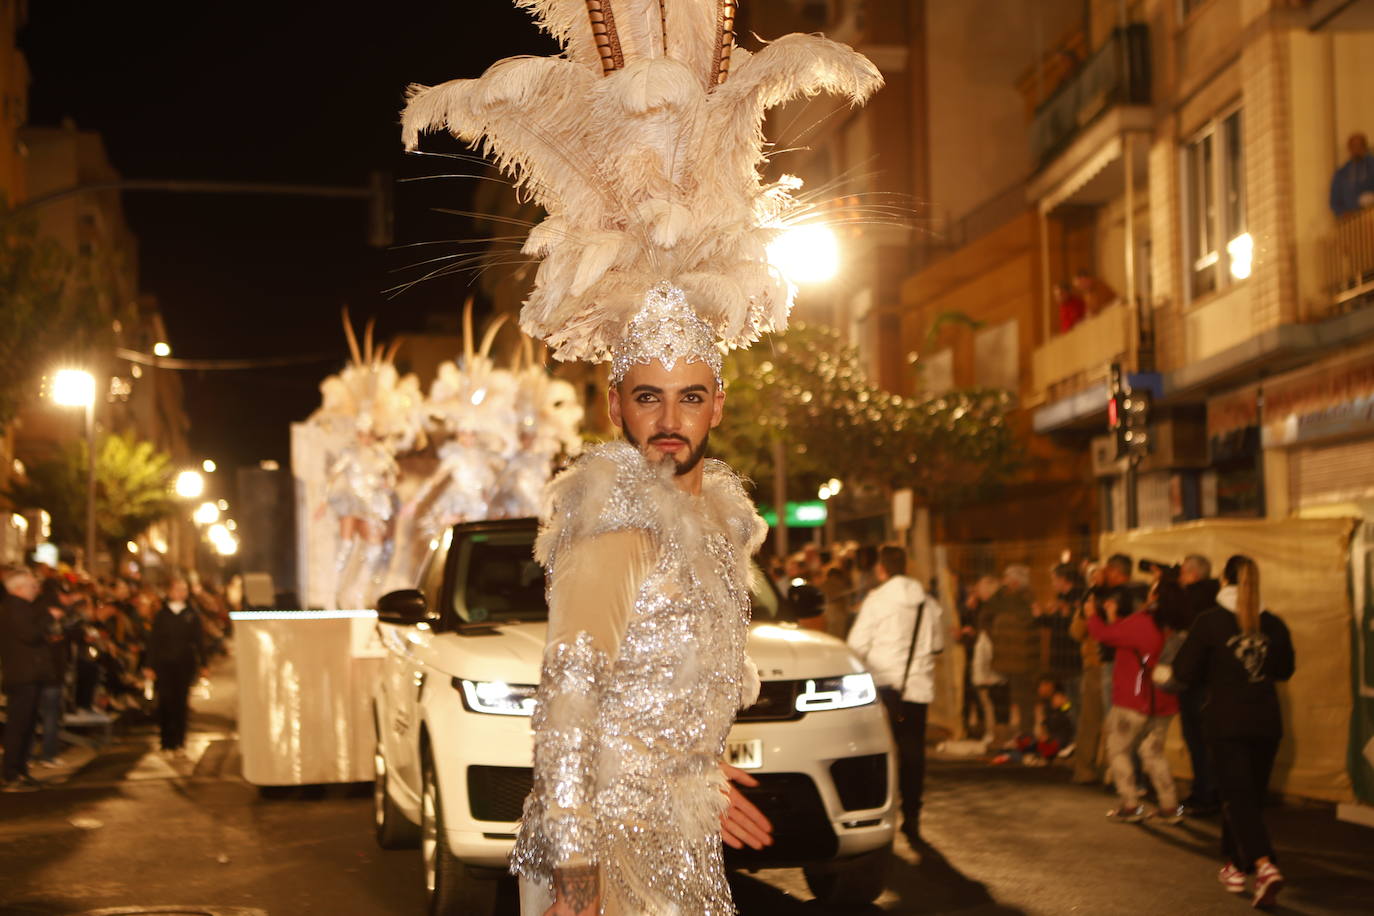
<box><xmin>3</xmin><ymin>656</ymin><xmax>1373</xmax><ymax>915</ymax></box>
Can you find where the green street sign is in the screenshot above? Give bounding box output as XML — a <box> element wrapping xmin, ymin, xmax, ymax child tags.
<box><xmin>760</xmin><ymin>500</ymin><xmax>828</xmax><ymax>529</ymax></box>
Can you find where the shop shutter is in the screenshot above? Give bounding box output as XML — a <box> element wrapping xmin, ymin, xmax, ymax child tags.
<box><xmin>1293</xmin><ymin>438</ymin><xmax>1374</xmax><ymax>505</ymax></box>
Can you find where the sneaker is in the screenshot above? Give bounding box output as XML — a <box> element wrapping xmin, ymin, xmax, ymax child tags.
<box><xmin>1106</xmin><ymin>805</ymin><xmax>1147</xmax><ymax>823</ymax></box>
<box><xmin>1219</xmin><ymin>863</ymin><xmax>1246</xmax><ymax>894</ymax></box>
<box><xmin>2</xmin><ymin>778</ymin><xmax>40</xmax><ymax>793</ymax></box>
<box><xmin>1252</xmin><ymin>862</ymin><xmax>1283</xmax><ymax>909</ymax></box>
<box><xmin>1154</xmin><ymin>805</ymin><xmax>1185</xmax><ymax>825</ymax></box>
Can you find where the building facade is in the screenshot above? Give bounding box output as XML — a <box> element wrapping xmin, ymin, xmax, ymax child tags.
<box><xmin>745</xmin><ymin>0</ymin><xmax>1374</xmax><ymax>552</ymax></box>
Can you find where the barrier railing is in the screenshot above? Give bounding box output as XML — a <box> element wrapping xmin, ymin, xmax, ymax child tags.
<box><xmin>1322</xmin><ymin>206</ymin><xmax>1374</xmax><ymax>314</ymax></box>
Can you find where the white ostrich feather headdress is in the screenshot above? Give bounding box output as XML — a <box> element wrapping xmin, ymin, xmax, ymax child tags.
<box><xmin>314</xmin><ymin>311</ymin><xmax>425</xmax><ymax>451</ymax></box>
<box><xmin>402</xmin><ymin>0</ymin><xmax>882</xmax><ymax>382</ymax></box>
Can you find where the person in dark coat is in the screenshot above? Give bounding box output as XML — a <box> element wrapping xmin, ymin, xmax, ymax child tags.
<box><xmin>985</xmin><ymin>565</ymin><xmax>1039</xmax><ymax>737</ymax></box>
<box><xmin>140</xmin><ymin>577</ymin><xmax>207</xmax><ymax>755</ymax></box>
<box><xmin>2</xmin><ymin>569</ymin><xmax>60</xmax><ymax>790</ymax></box>
<box><xmin>1173</xmin><ymin>555</ymin><xmax>1295</xmax><ymax>910</ymax></box>
<box><xmin>1176</xmin><ymin>554</ymin><xmax>1222</xmax><ymax>815</ymax></box>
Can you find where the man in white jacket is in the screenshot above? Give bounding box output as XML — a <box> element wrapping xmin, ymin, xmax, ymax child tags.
<box><xmin>847</xmin><ymin>545</ymin><xmax>945</xmax><ymax>843</ymax></box>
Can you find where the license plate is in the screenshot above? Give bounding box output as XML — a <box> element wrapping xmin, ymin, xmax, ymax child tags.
<box><xmin>725</xmin><ymin>738</ymin><xmax>763</xmax><ymax>770</ymax></box>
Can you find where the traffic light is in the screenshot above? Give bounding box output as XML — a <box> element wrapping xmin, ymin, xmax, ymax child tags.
<box><xmin>1106</xmin><ymin>363</ymin><xmax>1151</xmax><ymax>458</ymax></box>
<box><xmin>1108</xmin><ymin>364</ymin><xmax>1128</xmax><ymax>458</ymax></box>
<box><xmin>1123</xmin><ymin>388</ymin><xmax>1152</xmax><ymax>454</ymax></box>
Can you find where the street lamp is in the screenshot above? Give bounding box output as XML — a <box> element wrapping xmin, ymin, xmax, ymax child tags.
<box><xmin>153</xmin><ymin>341</ymin><xmax>171</xmax><ymax>357</ymax></box>
<box><xmin>52</xmin><ymin>368</ymin><xmax>97</xmax><ymax>572</ymax></box>
<box><xmin>174</xmin><ymin>470</ymin><xmax>205</xmax><ymax>499</ymax></box>
<box><xmin>202</xmin><ymin>458</ymin><xmax>217</xmax><ymax>473</ymax></box>
<box><xmin>768</xmin><ymin>225</ymin><xmax>840</xmax><ymax>285</ymax></box>
<box><xmin>193</xmin><ymin>501</ymin><xmax>220</xmax><ymax>526</ymax></box>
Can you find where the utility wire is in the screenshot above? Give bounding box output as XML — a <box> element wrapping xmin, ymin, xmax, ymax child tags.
<box><xmin>115</xmin><ymin>348</ymin><xmax>343</xmax><ymax>371</ymax></box>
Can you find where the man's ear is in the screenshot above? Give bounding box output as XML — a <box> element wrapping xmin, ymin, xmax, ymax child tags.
<box><xmin>607</xmin><ymin>383</ymin><xmax>623</xmax><ymax>428</ymax></box>
<box><xmin>710</xmin><ymin>384</ymin><xmax>725</xmax><ymax>429</ymax></box>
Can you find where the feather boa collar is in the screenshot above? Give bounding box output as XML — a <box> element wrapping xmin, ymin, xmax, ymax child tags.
<box><xmin>534</xmin><ymin>441</ymin><xmax>766</xmax><ymax>583</ymax></box>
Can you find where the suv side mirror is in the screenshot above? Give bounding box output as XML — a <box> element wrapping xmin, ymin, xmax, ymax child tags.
<box><xmin>788</xmin><ymin>584</ymin><xmax>826</xmax><ymax>619</ymax></box>
<box><xmin>376</xmin><ymin>589</ymin><xmax>430</xmax><ymax>626</ymax></box>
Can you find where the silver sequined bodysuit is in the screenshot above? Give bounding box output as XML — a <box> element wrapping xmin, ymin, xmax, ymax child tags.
<box><xmin>510</xmin><ymin>441</ymin><xmax>767</xmax><ymax>915</ymax></box>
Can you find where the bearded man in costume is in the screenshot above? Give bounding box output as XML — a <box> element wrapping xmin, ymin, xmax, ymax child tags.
<box><xmin>402</xmin><ymin>2</ymin><xmax>881</xmax><ymax>912</ymax></box>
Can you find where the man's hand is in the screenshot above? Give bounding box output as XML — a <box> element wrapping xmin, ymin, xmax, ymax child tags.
<box><xmin>1103</xmin><ymin>598</ymin><xmax>1120</xmax><ymax>622</ymax></box>
<box><xmin>142</xmin><ymin>668</ymin><xmax>155</xmax><ymax>681</ymax></box>
<box><xmin>719</xmin><ymin>762</ymin><xmax>774</xmax><ymax>850</ymax></box>
<box><xmin>545</xmin><ymin>865</ymin><xmax>598</xmax><ymax>916</ymax></box>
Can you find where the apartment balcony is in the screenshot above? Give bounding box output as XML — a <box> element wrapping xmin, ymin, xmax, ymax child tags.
<box><xmin>1032</xmin><ymin>300</ymin><xmax>1132</xmax><ymax>404</ymax></box>
<box><xmin>1029</xmin><ymin>24</ymin><xmax>1150</xmax><ymax>172</ymax></box>
<box><xmin>1316</xmin><ymin>206</ymin><xmax>1374</xmax><ymax>319</ymax></box>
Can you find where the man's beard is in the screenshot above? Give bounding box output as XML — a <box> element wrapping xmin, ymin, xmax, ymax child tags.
<box><xmin>622</xmin><ymin>426</ymin><xmax>710</xmax><ymax>476</ymax></box>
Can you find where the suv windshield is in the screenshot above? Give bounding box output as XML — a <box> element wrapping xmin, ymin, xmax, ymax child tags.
<box><xmin>444</xmin><ymin>523</ymin><xmax>790</xmax><ymax>624</ymax></box>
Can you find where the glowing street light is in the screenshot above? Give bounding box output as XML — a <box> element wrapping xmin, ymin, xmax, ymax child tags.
<box><xmin>202</xmin><ymin>458</ymin><xmax>217</xmax><ymax>473</ymax></box>
<box><xmin>52</xmin><ymin>369</ymin><xmax>96</xmax><ymax>408</ymax></box>
<box><xmin>193</xmin><ymin>501</ymin><xmax>220</xmax><ymax>526</ymax></box>
<box><xmin>174</xmin><ymin>470</ymin><xmax>205</xmax><ymax>499</ymax></box>
<box><xmin>768</xmin><ymin>225</ymin><xmax>840</xmax><ymax>285</ymax></box>
<box><xmin>208</xmin><ymin>522</ymin><xmax>238</xmax><ymax>557</ymax></box>
<box><xmin>51</xmin><ymin>368</ymin><xmax>97</xmax><ymax>570</ymax></box>
<box><xmin>153</xmin><ymin>341</ymin><xmax>171</xmax><ymax>357</ymax></box>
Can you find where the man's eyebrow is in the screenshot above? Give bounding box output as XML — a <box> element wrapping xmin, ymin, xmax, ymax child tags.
<box><xmin>630</xmin><ymin>384</ymin><xmax>664</xmax><ymax>394</ymax></box>
<box><xmin>679</xmin><ymin>384</ymin><xmax>709</xmax><ymax>394</ymax></box>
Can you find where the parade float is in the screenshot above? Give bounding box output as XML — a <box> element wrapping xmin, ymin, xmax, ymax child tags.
<box><xmin>234</xmin><ymin>309</ymin><xmax>582</xmax><ymax>786</ymax></box>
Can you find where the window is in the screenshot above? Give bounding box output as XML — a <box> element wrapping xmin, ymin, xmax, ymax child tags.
<box><xmin>973</xmin><ymin>320</ymin><xmax>1019</xmax><ymax>393</ymax></box>
<box><xmin>1184</xmin><ymin>109</ymin><xmax>1248</xmax><ymax>302</ymax></box>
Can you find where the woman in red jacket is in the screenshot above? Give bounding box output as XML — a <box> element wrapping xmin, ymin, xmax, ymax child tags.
<box><xmin>1086</xmin><ymin>579</ymin><xmax>1181</xmax><ymax>824</ymax></box>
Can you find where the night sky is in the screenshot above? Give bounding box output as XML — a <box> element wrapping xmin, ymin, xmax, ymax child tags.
<box><xmin>22</xmin><ymin>1</ymin><xmax>557</xmax><ymax>469</ymax></box>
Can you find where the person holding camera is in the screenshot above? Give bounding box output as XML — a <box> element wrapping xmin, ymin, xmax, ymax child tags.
<box><xmin>1172</xmin><ymin>555</ymin><xmax>1294</xmax><ymax>909</ymax></box>
<box><xmin>1086</xmin><ymin>575</ymin><xmax>1181</xmax><ymax>824</ymax></box>
<box><xmin>847</xmin><ymin>545</ymin><xmax>945</xmax><ymax>844</ymax></box>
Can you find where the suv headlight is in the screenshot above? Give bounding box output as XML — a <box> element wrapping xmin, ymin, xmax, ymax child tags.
<box><xmin>454</xmin><ymin>678</ymin><xmax>537</xmax><ymax>716</ymax></box>
<box><xmin>795</xmin><ymin>673</ymin><xmax>877</xmax><ymax>712</ymax></box>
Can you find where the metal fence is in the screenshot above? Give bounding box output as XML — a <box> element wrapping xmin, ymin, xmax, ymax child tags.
<box><xmin>1322</xmin><ymin>205</ymin><xmax>1374</xmax><ymax>312</ymax></box>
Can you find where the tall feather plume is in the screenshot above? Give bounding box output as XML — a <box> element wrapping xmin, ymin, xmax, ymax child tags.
<box><xmin>403</xmin><ymin>0</ymin><xmax>882</xmax><ymax>365</ymax></box>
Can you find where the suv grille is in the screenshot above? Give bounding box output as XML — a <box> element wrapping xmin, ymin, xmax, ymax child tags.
<box><xmin>725</xmin><ymin>772</ymin><xmax>837</xmax><ymax>865</ymax></box>
<box><xmin>467</xmin><ymin>765</ymin><xmax>532</xmax><ymax>822</ymax></box>
<box><xmin>830</xmin><ymin>753</ymin><xmax>888</xmax><ymax>811</ymax></box>
<box><xmin>736</xmin><ymin>680</ymin><xmax>803</xmax><ymax>722</ymax></box>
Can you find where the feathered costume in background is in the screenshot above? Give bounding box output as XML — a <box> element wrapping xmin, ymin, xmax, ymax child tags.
<box><xmin>310</xmin><ymin>312</ymin><xmax>425</xmax><ymax>610</ymax></box>
<box><xmin>493</xmin><ymin>338</ymin><xmax>586</xmax><ymax>518</ymax></box>
<box><xmin>403</xmin><ymin>0</ymin><xmax>882</xmax><ymax>371</ymax></box>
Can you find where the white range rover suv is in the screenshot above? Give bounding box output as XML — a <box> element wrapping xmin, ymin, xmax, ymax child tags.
<box><xmin>371</xmin><ymin>518</ymin><xmax>896</xmax><ymax>915</ymax></box>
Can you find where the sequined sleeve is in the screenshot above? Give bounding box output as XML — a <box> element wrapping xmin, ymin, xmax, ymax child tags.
<box><xmin>514</xmin><ymin>529</ymin><xmax>653</xmax><ymax>875</ymax></box>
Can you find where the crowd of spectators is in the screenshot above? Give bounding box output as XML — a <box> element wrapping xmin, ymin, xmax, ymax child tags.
<box><xmin>0</xmin><ymin>562</ymin><xmax>237</xmax><ymax>790</ymax></box>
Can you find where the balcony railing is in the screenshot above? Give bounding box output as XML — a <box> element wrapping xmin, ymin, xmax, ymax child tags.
<box><xmin>1032</xmin><ymin>300</ymin><xmax>1132</xmax><ymax>403</ymax></box>
<box><xmin>1029</xmin><ymin>24</ymin><xmax>1151</xmax><ymax>170</ymax></box>
<box><xmin>1319</xmin><ymin>206</ymin><xmax>1374</xmax><ymax>316</ymax></box>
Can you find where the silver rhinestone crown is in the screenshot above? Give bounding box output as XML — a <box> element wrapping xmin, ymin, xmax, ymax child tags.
<box><xmin>610</xmin><ymin>282</ymin><xmax>723</xmax><ymax>386</ymax></box>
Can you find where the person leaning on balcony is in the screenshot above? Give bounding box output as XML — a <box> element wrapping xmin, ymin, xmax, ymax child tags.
<box><xmin>1055</xmin><ymin>283</ymin><xmax>1086</xmax><ymax>333</ymax></box>
<box><xmin>1330</xmin><ymin>132</ymin><xmax>1374</xmax><ymax>217</ymax></box>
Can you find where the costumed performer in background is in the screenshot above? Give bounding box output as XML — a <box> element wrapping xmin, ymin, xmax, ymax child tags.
<box><xmin>402</xmin><ymin>1</ymin><xmax>882</xmax><ymax>912</ymax></box>
<box><xmin>392</xmin><ymin>307</ymin><xmax>517</xmax><ymax>587</ymax></box>
<box><xmin>492</xmin><ymin>340</ymin><xmax>585</xmax><ymax>519</ymax></box>
<box><xmin>311</xmin><ymin>313</ymin><xmax>424</xmax><ymax>610</ymax></box>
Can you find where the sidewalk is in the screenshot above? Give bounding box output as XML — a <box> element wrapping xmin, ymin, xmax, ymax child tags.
<box><xmin>906</xmin><ymin>758</ymin><xmax>1374</xmax><ymax>914</ymax></box>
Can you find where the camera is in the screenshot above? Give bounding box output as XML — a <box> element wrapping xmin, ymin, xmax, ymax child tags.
<box><xmin>1138</xmin><ymin>558</ymin><xmax>1180</xmax><ymax>581</ymax></box>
